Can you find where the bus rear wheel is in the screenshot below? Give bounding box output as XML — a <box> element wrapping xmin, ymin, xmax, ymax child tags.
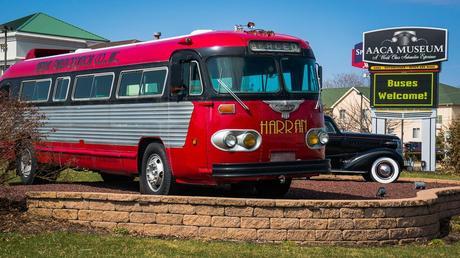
<box><xmin>255</xmin><ymin>178</ymin><xmax>292</xmax><ymax>198</ymax></box>
<box><xmin>16</xmin><ymin>145</ymin><xmax>38</xmax><ymax>185</ymax></box>
<box><xmin>139</xmin><ymin>143</ymin><xmax>174</xmax><ymax>195</ymax></box>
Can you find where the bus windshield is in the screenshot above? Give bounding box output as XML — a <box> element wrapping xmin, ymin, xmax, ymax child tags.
<box><xmin>207</xmin><ymin>56</ymin><xmax>280</xmax><ymax>93</ymax></box>
<box><xmin>280</xmin><ymin>57</ymin><xmax>319</xmax><ymax>93</ymax></box>
<box><xmin>207</xmin><ymin>56</ymin><xmax>319</xmax><ymax>94</ymax></box>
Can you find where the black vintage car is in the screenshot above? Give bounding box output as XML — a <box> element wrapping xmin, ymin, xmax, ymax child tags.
<box><xmin>324</xmin><ymin>115</ymin><xmax>404</xmax><ymax>184</ymax></box>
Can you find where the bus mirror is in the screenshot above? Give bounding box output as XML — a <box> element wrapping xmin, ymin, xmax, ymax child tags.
<box><xmin>316</xmin><ymin>64</ymin><xmax>323</xmax><ymax>89</ymax></box>
<box><xmin>171</xmin><ymin>85</ymin><xmax>186</xmax><ymax>95</ymax></box>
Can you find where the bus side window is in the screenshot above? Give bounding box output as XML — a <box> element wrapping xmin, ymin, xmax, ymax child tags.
<box><xmin>118</xmin><ymin>68</ymin><xmax>167</xmax><ymax>98</ymax></box>
<box><xmin>53</xmin><ymin>77</ymin><xmax>70</xmax><ymax>101</ymax></box>
<box><xmin>20</xmin><ymin>79</ymin><xmax>51</xmax><ymax>102</ymax></box>
<box><xmin>189</xmin><ymin>61</ymin><xmax>203</xmax><ymax>96</ymax></box>
<box><xmin>74</xmin><ymin>73</ymin><xmax>113</xmax><ymax>100</ymax></box>
<box><xmin>141</xmin><ymin>69</ymin><xmax>167</xmax><ymax>96</ymax></box>
<box><xmin>172</xmin><ymin>60</ymin><xmax>203</xmax><ymax>96</ymax></box>
<box><xmin>119</xmin><ymin>70</ymin><xmax>142</xmax><ymax>97</ymax></box>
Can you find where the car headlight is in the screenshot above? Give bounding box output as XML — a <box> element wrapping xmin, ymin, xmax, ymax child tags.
<box><xmin>306</xmin><ymin>128</ymin><xmax>328</xmax><ymax>149</ymax></box>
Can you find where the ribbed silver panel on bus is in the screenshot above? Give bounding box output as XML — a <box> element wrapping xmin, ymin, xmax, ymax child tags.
<box><xmin>38</xmin><ymin>102</ymin><xmax>194</xmax><ymax>147</ymax></box>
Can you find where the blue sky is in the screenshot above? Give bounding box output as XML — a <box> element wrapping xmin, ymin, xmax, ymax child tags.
<box><xmin>1</xmin><ymin>0</ymin><xmax>459</xmax><ymax>86</ymax></box>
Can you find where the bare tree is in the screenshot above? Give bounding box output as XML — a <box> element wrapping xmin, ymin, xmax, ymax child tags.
<box><xmin>332</xmin><ymin>101</ymin><xmax>372</xmax><ymax>133</ymax></box>
<box><xmin>0</xmin><ymin>91</ymin><xmax>44</xmax><ymax>184</ymax></box>
<box><xmin>324</xmin><ymin>72</ymin><xmax>367</xmax><ymax>88</ymax></box>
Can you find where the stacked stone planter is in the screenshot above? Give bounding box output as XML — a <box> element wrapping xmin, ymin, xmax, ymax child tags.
<box><xmin>27</xmin><ymin>184</ymin><xmax>460</xmax><ymax>245</ymax></box>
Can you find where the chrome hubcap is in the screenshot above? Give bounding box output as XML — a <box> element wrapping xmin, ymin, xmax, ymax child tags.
<box><xmin>20</xmin><ymin>149</ymin><xmax>32</xmax><ymax>178</ymax></box>
<box><xmin>377</xmin><ymin>162</ymin><xmax>393</xmax><ymax>178</ymax></box>
<box><xmin>146</xmin><ymin>154</ymin><xmax>164</xmax><ymax>192</ymax></box>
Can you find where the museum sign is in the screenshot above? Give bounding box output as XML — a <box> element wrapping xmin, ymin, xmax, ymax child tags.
<box><xmin>363</xmin><ymin>27</ymin><xmax>447</xmax><ymax>65</ymax></box>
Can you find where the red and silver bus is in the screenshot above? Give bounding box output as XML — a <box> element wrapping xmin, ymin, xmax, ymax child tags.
<box><xmin>0</xmin><ymin>26</ymin><xmax>330</xmax><ymax>196</ymax></box>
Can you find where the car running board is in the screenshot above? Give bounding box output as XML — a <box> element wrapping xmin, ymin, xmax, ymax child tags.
<box><xmin>330</xmin><ymin>170</ymin><xmax>367</xmax><ymax>174</ymax></box>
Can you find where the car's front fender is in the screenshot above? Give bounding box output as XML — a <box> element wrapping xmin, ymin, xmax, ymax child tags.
<box><xmin>342</xmin><ymin>148</ymin><xmax>404</xmax><ymax>172</ymax></box>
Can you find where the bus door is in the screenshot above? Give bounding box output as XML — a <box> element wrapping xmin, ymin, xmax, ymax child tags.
<box><xmin>169</xmin><ymin>51</ymin><xmax>209</xmax><ymax>177</ymax></box>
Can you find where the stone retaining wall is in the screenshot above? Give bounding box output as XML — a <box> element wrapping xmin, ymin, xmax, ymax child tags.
<box><xmin>26</xmin><ymin>186</ymin><xmax>460</xmax><ymax>245</ymax></box>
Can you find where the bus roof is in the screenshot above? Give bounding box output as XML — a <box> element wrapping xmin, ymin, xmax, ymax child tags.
<box><xmin>0</xmin><ymin>30</ymin><xmax>310</xmax><ymax>80</ymax></box>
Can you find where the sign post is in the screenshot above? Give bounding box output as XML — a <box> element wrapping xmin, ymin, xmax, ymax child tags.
<box><xmin>362</xmin><ymin>27</ymin><xmax>448</xmax><ymax>172</ymax></box>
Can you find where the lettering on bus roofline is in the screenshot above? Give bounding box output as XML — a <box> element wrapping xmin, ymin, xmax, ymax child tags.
<box><xmin>36</xmin><ymin>51</ymin><xmax>120</xmax><ymax>73</ymax></box>
<box><xmin>260</xmin><ymin>119</ymin><xmax>308</xmax><ymax>135</ymax></box>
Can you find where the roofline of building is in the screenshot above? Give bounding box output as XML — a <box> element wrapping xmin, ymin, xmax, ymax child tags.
<box><xmin>13</xmin><ymin>31</ymin><xmax>90</xmax><ymax>43</ymax></box>
<box><xmin>330</xmin><ymin>87</ymin><xmax>370</xmax><ymax>109</ymax></box>
<box><xmin>15</xmin><ymin>12</ymin><xmax>109</xmax><ymax>42</ymax></box>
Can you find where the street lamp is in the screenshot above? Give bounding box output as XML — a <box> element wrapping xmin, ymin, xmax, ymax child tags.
<box><xmin>1</xmin><ymin>25</ymin><xmax>12</xmax><ymax>72</ymax></box>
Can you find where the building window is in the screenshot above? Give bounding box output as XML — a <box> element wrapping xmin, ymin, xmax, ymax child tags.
<box><xmin>437</xmin><ymin>115</ymin><xmax>443</xmax><ymax>124</ymax></box>
<box><xmin>339</xmin><ymin>109</ymin><xmax>346</xmax><ymax>119</ymax></box>
<box><xmin>412</xmin><ymin>128</ymin><xmax>421</xmax><ymax>139</ymax></box>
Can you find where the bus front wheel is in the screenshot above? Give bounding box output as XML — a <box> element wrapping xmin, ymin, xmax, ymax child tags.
<box><xmin>139</xmin><ymin>143</ymin><xmax>174</xmax><ymax>195</ymax></box>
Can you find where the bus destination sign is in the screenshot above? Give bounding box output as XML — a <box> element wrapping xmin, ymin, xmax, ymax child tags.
<box><xmin>371</xmin><ymin>73</ymin><xmax>437</xmax><ymax>108</ymax></box>
<box><xmin>249</xmin><ymin>41</ymin><xmax>301</xmax><ymax>53</ymax></box>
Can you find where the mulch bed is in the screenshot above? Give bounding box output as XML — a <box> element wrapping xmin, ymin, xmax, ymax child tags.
<box><xmin>0</xmin><ymin>211</ymin><xmax>107</xmax><ymax>235</ymax></box>
<box><xmin>0</xmin><ymin>178</ymin><xmax>454</xmax><ymax>211</ymax></box>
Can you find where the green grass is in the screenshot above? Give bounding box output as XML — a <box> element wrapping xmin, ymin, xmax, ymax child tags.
<box><xmin>401</xmin><ymin>171</ymin><xmax>460</xmax><ymax>181</ymax></box>
<box><xmin>0</xmin><ymin>232</ymin><xmax>460</xmax><ymax>258</ymax></box>
<box><xmin>57</xmin><ymin>169</ymin><xmax>102</xmax><ymax>183</ymax></box>
<box><xmin>5</xmin><ymin>169</ymin><xmax>102</xmax><ymax>185</ymax></box>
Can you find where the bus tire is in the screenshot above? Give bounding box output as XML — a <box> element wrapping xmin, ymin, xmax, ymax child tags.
<box><xmin>367</xmin><ymin>157</ymin><xmax>401</xmax><ymax>184</ymax></box>
<box><xmin>16</xmin><ymin>144</ymin><xmax>38</xmax><ymax>185</ymax></box>
<box><xmin>139</xmin><ymin>143</ymin><xmax>174</xmax><ymax>195</ymax></box>
<box><xmin>255</xmin><ymin>178</ymin><xmax>292</xmax><ymax>198</ymax></box>
<box><xmin>100</xmin><ymin>173</ymin><xmax>132</xmax><ymax>183</ymax></box>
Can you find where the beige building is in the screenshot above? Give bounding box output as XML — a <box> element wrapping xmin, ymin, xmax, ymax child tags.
<box><xmin>322</xmin><ymin>84</ymin><xmax>460</xmax><ymax>144</ymax></box>
<box><xmin>0</xmin><ymin>13</ymin><xmax>108</xmax><ymax>76</ymax></box>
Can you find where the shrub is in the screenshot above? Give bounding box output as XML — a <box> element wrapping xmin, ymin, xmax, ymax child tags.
<box><xmin>0</xmin><ymin>91</ymin><xmax>44</xmax><ymax>184</ymax></box>
<box><xmin>444</xmin><ymin>120</ymin><xmax>460</xmax><ymax>173</ymax></box>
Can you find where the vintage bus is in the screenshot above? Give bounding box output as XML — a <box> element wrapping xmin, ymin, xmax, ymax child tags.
<box><xmin>0</xmin><ymin>26</ymin><xmax>330</xmax><ymax>196</ymax></box>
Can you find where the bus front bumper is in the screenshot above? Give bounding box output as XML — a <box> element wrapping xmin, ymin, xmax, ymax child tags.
<box><xmin>212</xmin><ymin>159</ymin><xmax>330</xmax><ymax>179</ymax></box>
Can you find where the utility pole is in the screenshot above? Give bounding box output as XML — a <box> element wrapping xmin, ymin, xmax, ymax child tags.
<box><xmin>1</xmin><ymin>26</ymin><xmax>11</xmax><ymax>72</ymax></box>
<box><xmin>358</xmin><ymin>91</ymin><xmax>364</xmax><ymax>132</ymax></box>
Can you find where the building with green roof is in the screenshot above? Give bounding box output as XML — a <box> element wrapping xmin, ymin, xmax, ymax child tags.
<box><xmin>0</xmin><ymin>12</ymin><xmax>108</xmax><ymax>74</ymax></box>
<box><xmin>322</xmin><ymin>84</ymin><xmax>460</xmax><ymax>143</ymax></box>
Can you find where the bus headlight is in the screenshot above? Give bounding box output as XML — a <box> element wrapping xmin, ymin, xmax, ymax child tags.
<box><xmin>307</xmin><ymin>133</ymin><xmax>319</xmax><ymax>146</ymax></box>
<box><xmin>319</xmin><ymin>131</ymin><xmax>329</xmax><ymax>145</ymax></box>
<box><xmin>242</xmin><ymin>133</ymin><xmax>257</xmax><ymax>149</ymax></box>
<box><xmin>306</xmin><ymin>128</ymin><xmax>328</xmax><ymax>149</ymax></box>
<box><xmin>212</xmin><ymin>130</ymin><xmax>262</xmax><ymax>152</ymax></box>
<box><xmin>224</xmin><ymin>134</ymin><xmax>237</xmax><ymax>148</ymax></box>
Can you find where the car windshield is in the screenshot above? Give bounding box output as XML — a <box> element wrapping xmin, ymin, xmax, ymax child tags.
<box><xmin>280</xmin><ymin>57</ymin><xmax>319</xmax><ymax>93</ymax></box>
<box><xmin>207</xmin><ymin>56</ymin><xmax>280</xmax><ymax>93</ymax></box>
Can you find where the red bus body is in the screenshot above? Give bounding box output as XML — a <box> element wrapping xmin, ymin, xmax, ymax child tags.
<box><xmin>0</xmin><ymin>30</ymin><xmax>330</xmax><ymax>188</ymax></box>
